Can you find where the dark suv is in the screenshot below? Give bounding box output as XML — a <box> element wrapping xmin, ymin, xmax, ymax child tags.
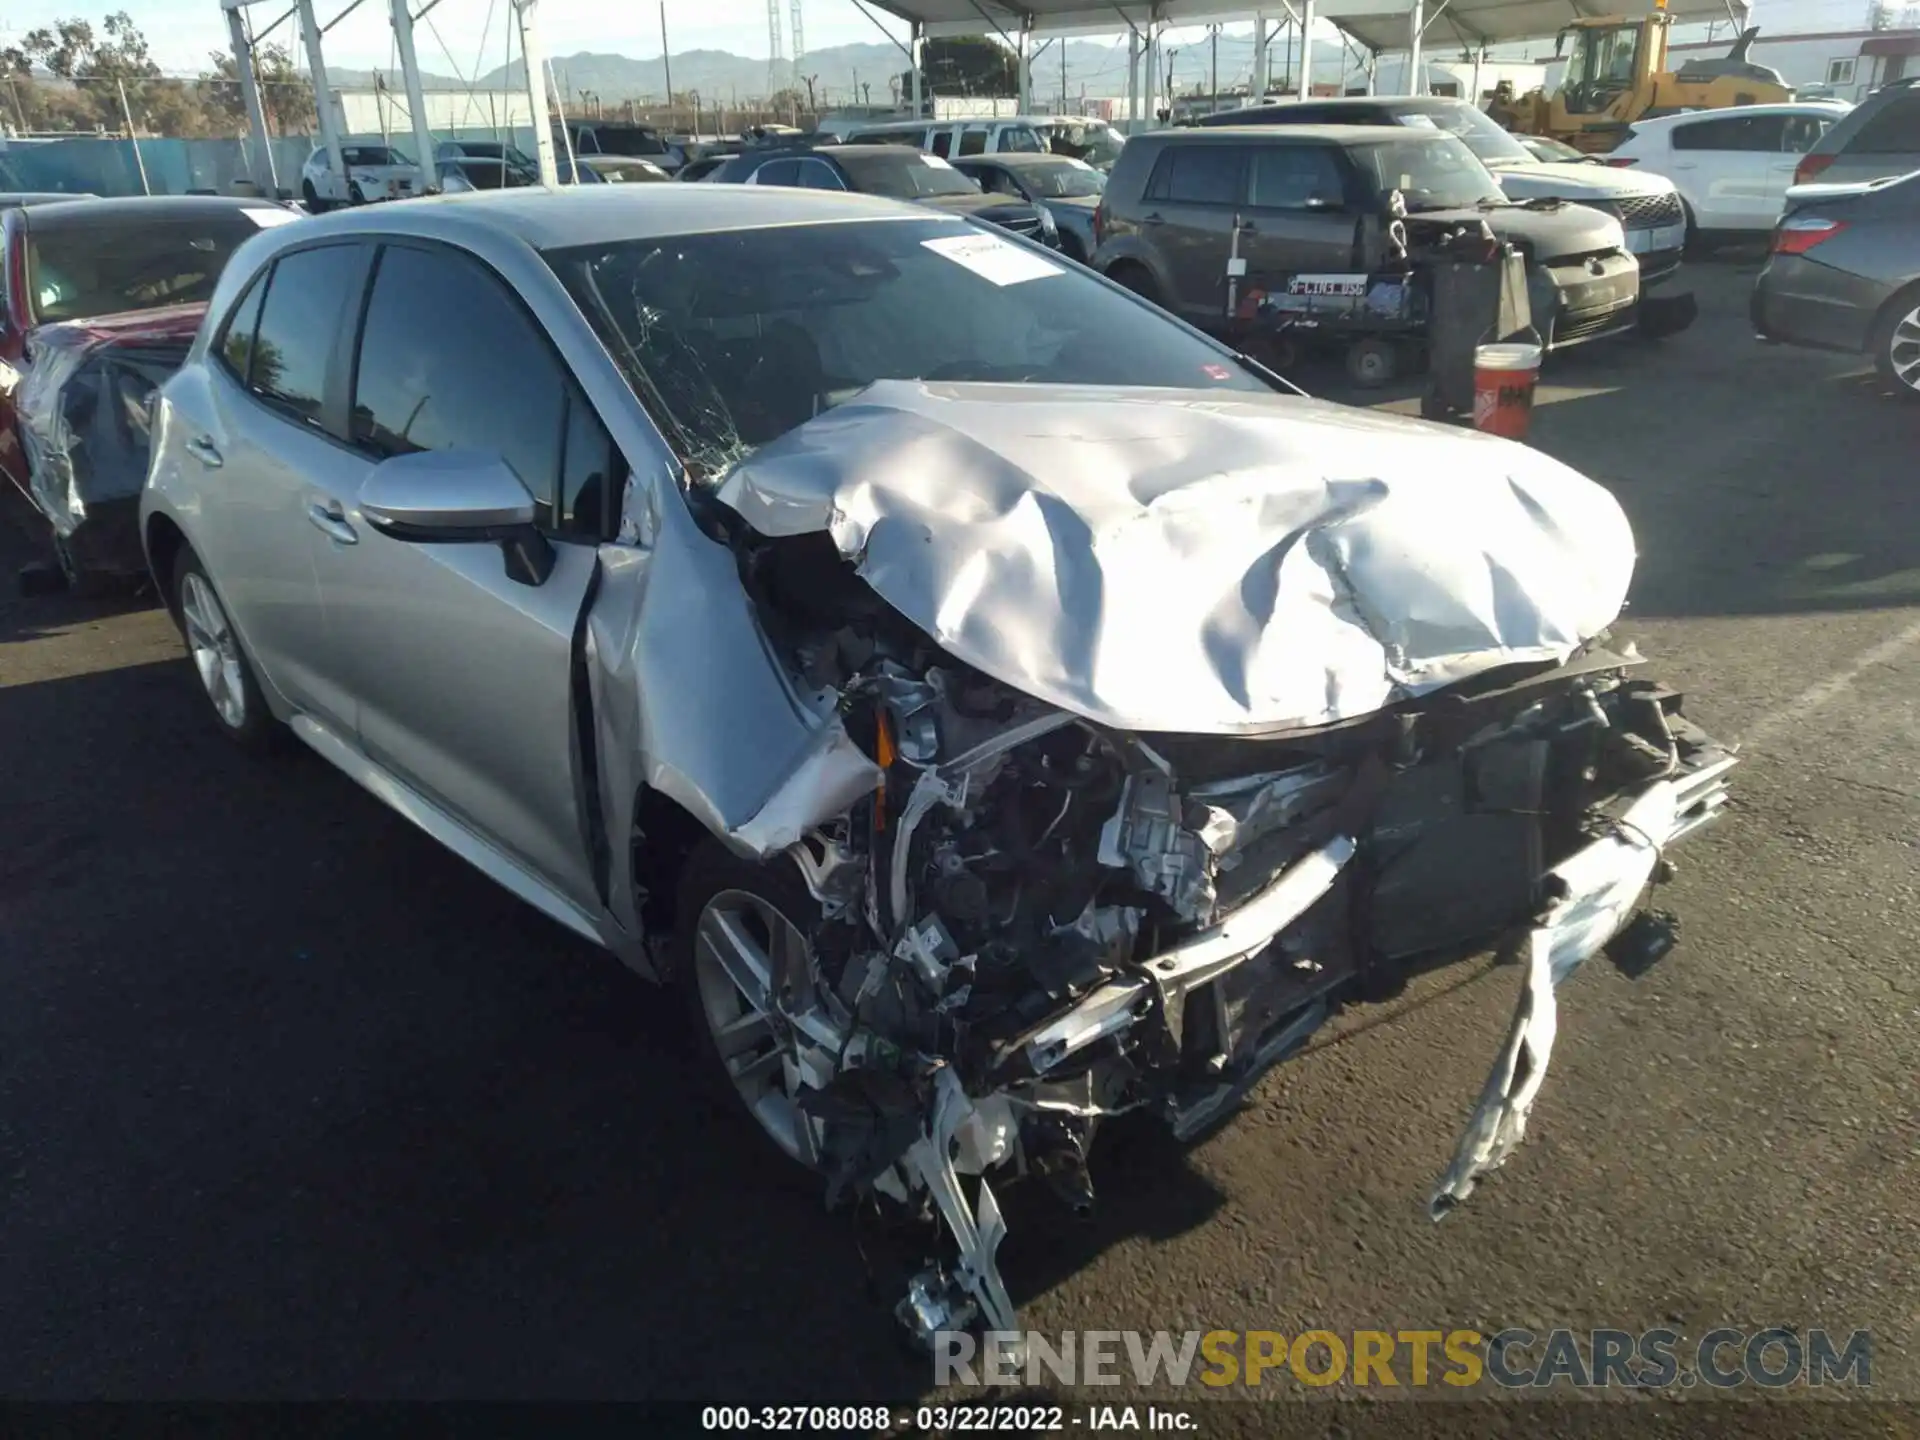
<box><xmin>1794</xmin><ymin>77</ymin><xmax>1920</xmax><ymax>187</ymax></box>
<box><xmin>1091</xmin><ymin>125</ymin><xmax>1641</xmax><ymax>351</ymax></box>
<box><xmin>710</xmin><ymin>144</ymin><xmax>1058</xmax><ymax>246</ymax></box>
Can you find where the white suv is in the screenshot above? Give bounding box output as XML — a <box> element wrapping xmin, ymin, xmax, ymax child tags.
<box><xmin>299</xmin><ymin>143</ymin><xmax>427</xmax><ymax>210</ymax></box>
<box><xmin>1602</xmin><ymin>102</ymin><xmax>1851</xmax><ymax>237</ymax></box>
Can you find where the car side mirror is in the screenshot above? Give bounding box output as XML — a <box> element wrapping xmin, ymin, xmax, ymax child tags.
<box><xmin>358</xmin><ymin>449</ymin><xmax>555</xmax><ymax>586</ymax></box>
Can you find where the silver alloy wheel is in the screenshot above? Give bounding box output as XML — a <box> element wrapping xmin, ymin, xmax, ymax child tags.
<box><xmin>692</xmin><ymin>888</ymin><xmax>839</xmax><ymax>1168</ymax></box>
<box><xmin>180</xmin><ymin>571</ymin><xmax>247</xmax><ymax>730</ymax></box>
<box><xmin>1887</xmin><ymin>304</ymin><xmax>1920</xmax><ymax>393</ymax></box>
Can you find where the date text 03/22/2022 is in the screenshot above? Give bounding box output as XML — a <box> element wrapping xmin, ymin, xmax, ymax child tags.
<box><xmin>699</xmin><ymin>1405</ymin><xmax>1195</xmax><ymax>1432</ymax></box>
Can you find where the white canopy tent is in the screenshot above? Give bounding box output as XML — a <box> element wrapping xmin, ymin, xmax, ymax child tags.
<box><xmin>859</xmin><ymin>0</ymin><xmax>1748</xmax><ymax>123</ymax></box>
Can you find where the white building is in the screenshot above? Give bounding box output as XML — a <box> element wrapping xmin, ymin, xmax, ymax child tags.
<box><xmin>1348</xmin><ymin>56</ymin><xmax>1559</xmax><ymax>98</ymax></box>
<box><xmin>1667</xmin><ymin>26</ymin><xmax>1920</xmax><ymax>100</ymax></box>
<box><xmin>329</xmin><ymin>87</ymin><xmax>537</xmax><ymax>143</ymax></box>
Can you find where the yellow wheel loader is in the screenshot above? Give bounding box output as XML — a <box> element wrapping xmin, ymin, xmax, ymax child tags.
<box><xmin>1485</xmin><ymin>2</ymin><xmax>1792</xmax><ymax>153</ymax></box>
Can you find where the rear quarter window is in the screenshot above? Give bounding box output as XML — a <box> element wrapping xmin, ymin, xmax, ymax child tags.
<box><xmin>1846</xmin><ymin>93</ymin><xmax>1920</xmax><ymax>153</ymax></box>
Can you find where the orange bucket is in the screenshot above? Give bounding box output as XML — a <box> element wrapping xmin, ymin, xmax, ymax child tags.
<box><xmin>1472</xmin><ymin>342</ymin><xmax>1542</xmax><ymax>441</ymax></box>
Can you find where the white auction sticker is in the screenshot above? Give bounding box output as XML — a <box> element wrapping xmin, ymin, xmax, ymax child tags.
<box><xmin>922</xmin><ymin>233</ymin><xmax>1064</xmax><ymax>286</ymax></box>
<box><xmin>242</xmin><ymin>207</ymin><xmax>303</xmax><ymax>227</ymax></box>
<box><xmin>920</xmin><ymin>153</ymin><xmax>957</xmax><ymax>170</ymax></box>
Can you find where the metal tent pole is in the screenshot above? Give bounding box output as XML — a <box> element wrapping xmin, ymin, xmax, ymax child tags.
<box><xmin>1298</xmin><ymin>0</ymin><xmax>1314</xmax><ymax>98</ymax></box>
<box><xmin>224</xmin><ymin>5</ymin><xmax>279</xmax><ymax>195</ymax></box>
<box><xmin>511</xmin><ymin>0</ymin><xmax>561</xmax><ymax>184</ymax></box>
<box><xmin>297</xmin><ymin>0</ymin><xmax>347</xmax><ymax>185</ymax></box>
<box><xmin>387</xmin><ymin>0</ymin><xmax>440</xmax><ymax>189</ymax></box>
<box><xmin>1407</xmin><ymin>0</ymin><xmax>1424</xmax><ymax>94</ymax></box>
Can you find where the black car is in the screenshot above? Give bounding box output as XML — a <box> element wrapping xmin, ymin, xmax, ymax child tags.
<box><xmin>709</xmin><ymin>144</ymin><xmax>1058</xmax><ymax>247</ymax></box>
<box><xmin>1752</xmin><ymin>168</ymin><xmax>1920</xmax><ymax>399</ymax></box>
<box><xmin>951</xmin><ymin>153</ymin><xmax>1105</xmax><ymax>261</ymax></box>
<box><xmin>560</xmin><ymin>122</ymin><xmax>686</xmax><ymax>174</ymax></box>
<box><xmin>1091</xmin><ymin>126</ymin><xmax>1641</xmax><ymax>356</ymax></box>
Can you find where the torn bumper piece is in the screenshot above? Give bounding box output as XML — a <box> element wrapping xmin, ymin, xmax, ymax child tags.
<box><xmin>1430</xmin><ymin>723</ymin><xmax>1737</xmax><ymax>1218</ymax></box>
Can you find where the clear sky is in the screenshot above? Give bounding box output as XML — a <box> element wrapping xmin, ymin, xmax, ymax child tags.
<box><xmin>0</xmin><ymin>0</ymin><xmax>1873</xmax><ymax>80</ymax></box>
<box><xmin>2</xmin><ymin>0</ymin><xmax>913</xmax><ymax>75</ymax></box>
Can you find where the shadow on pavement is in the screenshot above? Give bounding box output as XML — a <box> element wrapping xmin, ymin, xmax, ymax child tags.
<box><xmin>1281</xmin><ymin>258</ymin><xmax>1919</xmax><ymax>625</ymax></box>
<box><xmin>0</xmin><ymin>655</ymin><xmax>1227</xmax><ymax>1399</ymax></box>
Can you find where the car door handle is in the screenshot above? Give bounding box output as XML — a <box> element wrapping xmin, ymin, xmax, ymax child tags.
<box><xmin>184</xmin><ymin>435</ymin><xmax>222</xmax><ymax>468</ymax></box>
<box><xmin>306</xmin><ymin>500</ymin><xmax>358</xmax><ymax>545</ymax></box>
<box><xmin>1141</xmin><ymin>211</ymin><xmax>1165</xmax><ymax>226</ymax></box>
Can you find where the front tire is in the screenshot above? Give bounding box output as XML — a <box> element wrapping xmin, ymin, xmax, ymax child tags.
<box><xmin>348</xmin><ymin>181</ymin><xmax>366</xmax><ymax>205</ymax></box>
<box><xmin>172</xmin><ymin>549</ymin><xmax>280</xmax><ymax>753</ymax></box>
<box><xmin>675</xmin><ymin>840</ymin><xmax>840</xmax><ymax>1179</ymax></box>
<box><xmin>301</xmin><ymin>179</ymin><xmax>324</xmax><ymax>212</ymax></box>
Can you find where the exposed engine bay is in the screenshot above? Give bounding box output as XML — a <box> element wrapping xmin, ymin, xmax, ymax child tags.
<box><xmin>688</xmin><ymin>516</ymin><xmax>1737</xmax><ymax>1344</ymax></box>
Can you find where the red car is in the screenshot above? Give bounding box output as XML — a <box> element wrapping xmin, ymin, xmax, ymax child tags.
<box><xmin>1</xmin><ymin>194</ymin><xmax>298</xmax><ymax>589</ymax></box>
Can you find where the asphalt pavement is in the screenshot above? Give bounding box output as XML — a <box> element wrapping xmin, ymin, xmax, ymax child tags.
<box><xmin>0</xmin><ymin>255</ymin><xmax>1914</xmax><ymax>1423</ymax></box>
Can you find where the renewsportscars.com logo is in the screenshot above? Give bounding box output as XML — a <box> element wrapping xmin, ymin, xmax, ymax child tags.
<box><xmin>935</xmin><ymin>1328</ymin><xmax>1874</xmax><ymax>1391</ymax></box>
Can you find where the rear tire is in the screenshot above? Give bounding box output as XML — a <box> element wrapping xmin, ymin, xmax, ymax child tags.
<box><xmin>1108</xmin><ymin>262</ymin><xmax>1164</xmax><ymax>306</ymax></box>
<box><xmin>1345</xmin><ymin>337</ymin><xmax>1399</xmax><ymax>389</ymax></box>
<box><xmin>171</xmin><ymin>548</ymin><xmax>282</xmax><ymax>754</ymax></box>
<box><xmin>1870</xmin><ymin>286</ymin><xmax>1920</xmax><ymax>401</ymax></box>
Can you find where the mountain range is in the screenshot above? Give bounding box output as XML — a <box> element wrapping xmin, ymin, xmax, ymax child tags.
<box><xmin>326</xmin><ymin>34</ymin><xmax>1368</xmax><ymax>107</ymax></box>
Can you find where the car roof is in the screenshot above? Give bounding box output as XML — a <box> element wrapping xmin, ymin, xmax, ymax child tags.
<box><xmin>263</xmin><ymin>183</ymin><xmax>935</xmax><ymax>250</ymax></box>
<box><xmin>1631</xmin><ymin>102</ymin><xmax>1850</xmax><ymax>128</ymax></box>
<box><xmin>951</xmin><ymin>152</ymin><xmax>1082</xmax><ymax>166</ymax></box>
<box><xmin>20</xmin><ymin>194</ymin><xmax>286</xmax><ymax>229</ymax></box>
<box><xmin>1152</xmin><ymin>123</ymin><xmax>1444</xmax><ymax>145</ymax></box>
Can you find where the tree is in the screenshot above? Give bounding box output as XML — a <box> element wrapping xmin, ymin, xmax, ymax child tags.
<box><xmin>896</xmin><ymin>36</ymin><xmax>1018</xmax><ymax>104</ymax></box>
<box><xmin>1</xmin><ymin>12</ymin><xmax>212</xmax><ymax>135</ymax></box>
<box><xmin>200</xmin><ymin>42</ymin><xmax>315</xmax><ymax>136</ymax></box>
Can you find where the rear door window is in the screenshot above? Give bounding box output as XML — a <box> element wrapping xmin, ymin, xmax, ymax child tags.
<box><xmin>930</xmin><ymin>129</ymin><xmax>955</xmax><ymax>158</ymax></box>
<box><xmin>1671</xmin><ymin>113</ymin><xmax>1788</xmax><ymax>151</ymax></box>
<box><xmin>246</xmin><ymin>243</ymin><xmax>363</xmax><ymax>428</ymax></box>
<box><xmin>1147</xmin><ymin>145</ymin><xmax>1244</xmax><ymax>204</ymax></box>
<box><xmin>1247</xmin><ymin>145</ymin><xmax>1347</xmax><ymax>209</ymax></box>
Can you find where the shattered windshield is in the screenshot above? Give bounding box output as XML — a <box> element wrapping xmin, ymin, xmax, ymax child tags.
<box><xmin>27</xmin><ymin>214</ymin><xmax>264</xmax><ymax>324</ymax></box>
<box><xmin>546</xmin><ymin>217</ymin><xmax>1266</xmax><ymax>478</ymax></box>
<box><xmin>835</xmin><ymin>150</ymin><xmax>981</xmax><ymax>198</ymax></box>
<box><xmin>1354</xmin><ymin>135</ymin><xmax>1505</xmax><ymax>211</ymax></box>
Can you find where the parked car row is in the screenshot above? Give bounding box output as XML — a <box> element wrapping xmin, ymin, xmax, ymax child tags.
<box><xmin>122</xmin><ymin>182</ymin><xmax>1735</xmax><ymax>1352</ymax></box>
<box><xmin>0</xmin><ymin>194</ymin><xmax>303</xmax><ymax>589</ymax></box>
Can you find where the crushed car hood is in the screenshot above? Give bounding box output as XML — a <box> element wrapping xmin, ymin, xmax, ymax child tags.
<box><xmin>711</xmin><ymin>381</ymin><xmax>1636</xmax><ymax>735</ymax></box>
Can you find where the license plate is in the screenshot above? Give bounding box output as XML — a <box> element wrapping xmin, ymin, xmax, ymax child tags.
<box><xmin>1629</xmin><ymin>222</ymin><xmax>1684</xmax><ymax>254</ymax></box>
